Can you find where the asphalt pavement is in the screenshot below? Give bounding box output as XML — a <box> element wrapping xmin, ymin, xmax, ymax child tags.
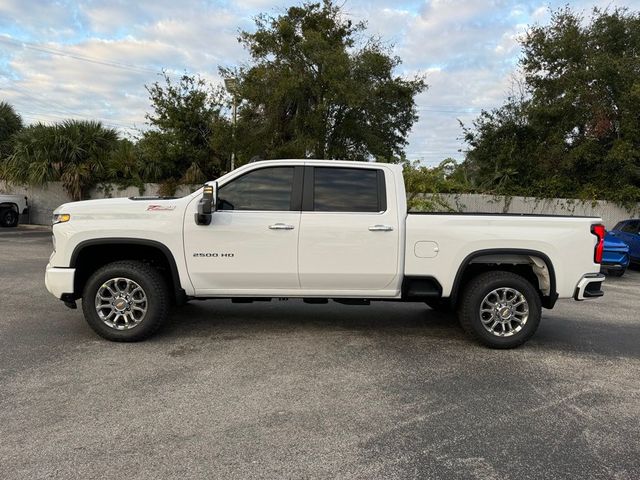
<box><xmin>1</xmin><ymin>225</ymin><xmax>639</xmax><ymax>479</ymax></box>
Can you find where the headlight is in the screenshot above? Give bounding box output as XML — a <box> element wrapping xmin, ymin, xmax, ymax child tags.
<box><xmin>52</xmin><ymin>213</ymin><xmax>71</xmax><ymax>225</ymax></box>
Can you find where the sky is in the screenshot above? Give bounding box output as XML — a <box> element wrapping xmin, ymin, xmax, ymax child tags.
<box><xmin>1</xmin><ymin>0</ymin><xmax>639</xmax><ymax>166</ymax></box>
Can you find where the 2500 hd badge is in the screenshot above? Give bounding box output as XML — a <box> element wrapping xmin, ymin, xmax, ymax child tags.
<box><xmin>193</xmin><ymin>252</ymin><xmax>235</xmax><ymax>257</ymax></box>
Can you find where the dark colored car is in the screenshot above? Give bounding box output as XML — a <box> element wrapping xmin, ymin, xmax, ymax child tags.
<box><xmin>608</xmin><ymin>218</ymin><xmax>640</xmax><ymax>266</ymax></box>
<box><xmin>601</xmin><ymin>232</ymin><xmax>630</xmax><ymax>276</ymax></box>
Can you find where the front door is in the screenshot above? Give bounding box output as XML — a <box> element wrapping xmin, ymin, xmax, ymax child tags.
<box><xmin>184</xmin><ymin>166</ymin><xmax>302</xmax><ymax>294</ymax></box>
<box><xmin>627</xmin><ymin>221</ymin><xmax>640</xmax><ymax>260</ymax></box>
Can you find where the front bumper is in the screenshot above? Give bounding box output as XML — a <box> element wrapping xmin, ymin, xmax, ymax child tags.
<box><xmin>45</xmin><ymin>263</ymin><xmax>75</xmax><ymax>299</ymax></box>
<box><xmin>574</xmin><ymin>273</ymin><xmax>605</xmax><ymax>300</ymax></box>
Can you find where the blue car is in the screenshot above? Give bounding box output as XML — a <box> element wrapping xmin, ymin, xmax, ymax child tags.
<box><xmin>601</xmin><ymin>232</ymin><xmax>630</xmax><ymax>276</ymax></box>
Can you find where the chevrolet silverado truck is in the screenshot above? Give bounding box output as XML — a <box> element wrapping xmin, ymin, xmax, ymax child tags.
<box><xmin>45</xmin><ymin>160</ymin><xmax>606</xmax><ymax>348</ymax></box>
<box><xmin>0</xmin><ymin>194</ymin><xmax>28</xmax><ymax>227</ymax></box>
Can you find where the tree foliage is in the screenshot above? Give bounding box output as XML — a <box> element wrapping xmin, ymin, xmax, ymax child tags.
<box><xmin>403</xmin><ymin>158</ymin><xmax>471</xmax><ymax>211</ymax></box>
<box><xmin>0</xmin><ymin>101</ymin><xmax>23</xmax><ymax>160</ymax></box>
<box><xmin>143</xmin><ymin>72</ymin><xmax>232</xmax><ymax>182</ymax></box>
<box><xmin>463</xmin><ymin>7</ymin><xmax>640</xmax><ymax>204</ymax></box>
<box><xmin>4</xmin><ymin>120</ymin><xmax>118</xmax><ymax>200</ymax></box>
<box><xmin>0</xmin><ymin>101</ymin><xmax>23</xmax><ymax>143</ymax></box>
<box><xmin>223</xmin><ymin>0</ymin><xmax>426</xmax><ymax>163</ymax></box>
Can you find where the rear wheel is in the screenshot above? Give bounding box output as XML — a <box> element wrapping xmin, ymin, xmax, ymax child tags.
<box><xmin>0</xmin><ymin>208</ymin><xmax>19</xmax><ymax>227</ymax></box>
<box><xmin>458</xmin><ymin>271</ymin><xmax>541</xmax><ymax>349</ymax></box>
<box><xmin>82</xmin><ymin>261</ymin><xmax>170</xmax><ymax>341</ymax></box>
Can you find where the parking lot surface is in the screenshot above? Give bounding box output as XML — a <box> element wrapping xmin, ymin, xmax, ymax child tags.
<box><xmin>1</xmin><ymin>226</ymin><xmax>639</xmax><ymax>479</ymax></box>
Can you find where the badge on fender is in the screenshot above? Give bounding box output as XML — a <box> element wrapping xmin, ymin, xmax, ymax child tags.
<box><xmin>147</xmin><ymin>205</ymin><xmax>176</xmax><ymax>211</ymax></box>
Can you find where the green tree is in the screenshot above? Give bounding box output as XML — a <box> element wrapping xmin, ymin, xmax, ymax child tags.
<box><xmin>142</xmin><ymin>72</ymin><xmax>231</xmax><ymax>182</ymax></box>
<box><xmin>223</xmin><ymin>0</ymin><xmax>426</xmax><ymax>163</ymax></box>
<box><xmin>463</xmin><ymin>7</ymin><xmax>640</xmax><ymax>204</ymax></box>
<box><xmin>403</xmin><ymin>158</ymin><xmax>470</xmax><ymax>211</ymax></box>
<box><xmin>0</xmin><ymin>101</ymin><xmax>22</xmax><ymax>143</ymax></box>
<box><xmin>105</xmin><ymin>138</ymin><xmax>146</xmax><ymax>188</ymax></box>
<box><xmin>4</xmin><ymin>120</ymin><xmax>118</xmax><ymax>200</ymax></box>
<box><xmin>0</xmin><ymin>101</ymin><xmax>23</xmax><ymax>163</ymax></box>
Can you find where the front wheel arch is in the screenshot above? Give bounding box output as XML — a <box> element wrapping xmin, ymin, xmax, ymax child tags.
<box><xmin>70</xmin><ymin>239</ymin><xmax>187</xmax><ymax>304</ymax></box>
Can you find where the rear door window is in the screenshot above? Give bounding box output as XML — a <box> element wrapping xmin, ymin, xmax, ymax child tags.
<box><xmin>311</xmin><ymin>167</ymin><xmax>385</xmax><ymax>212</ymax></box>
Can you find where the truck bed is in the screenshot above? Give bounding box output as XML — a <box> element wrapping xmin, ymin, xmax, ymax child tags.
<box><xmin>404</xmin><ymin>213</ymin><xmax>602</xmax><ymax>299</ymax></box>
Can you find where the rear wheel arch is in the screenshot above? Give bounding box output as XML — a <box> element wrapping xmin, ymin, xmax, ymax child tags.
<box><xmin>70</xmin><ymin>238</ymin><xmax>186</xmax><ymax>304</ymax></box>
<box><xmin>450</xmin><ymin>248</ymin><xmax>557</xmax><ymax>308</ymax></box>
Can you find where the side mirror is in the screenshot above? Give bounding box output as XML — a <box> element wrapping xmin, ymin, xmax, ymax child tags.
<box><xmin>195</xmin><ymin>182</ymin><xmax>217</xmax><ymax>225</ymax></box>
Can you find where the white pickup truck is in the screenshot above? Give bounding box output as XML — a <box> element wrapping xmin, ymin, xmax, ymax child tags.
<box><xmin>0</xmin><ymin>194</ymin><xmax>28</xmax><ymax>227</ymax></box>
<box><xmin>45</xmin><ymin>160</ymin><xmax>606</xmax><ymax>348</ymax></box>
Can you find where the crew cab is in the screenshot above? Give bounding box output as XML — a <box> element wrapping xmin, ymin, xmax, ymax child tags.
<box><xmin>0</xmin><ymin>194</ymin><xmax>28</xmax><ymax>227</ymax></box>
<box><xmin>45</xmin><ymin>160</ymin><xmax>606</xmax><ymax>348</ymax></box>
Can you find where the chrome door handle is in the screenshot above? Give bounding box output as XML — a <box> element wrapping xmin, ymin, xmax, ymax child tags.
<box><xmin>269</xmin><ymin>223</ymin><xmax>295</xmax><ymax>230</ymax></box>
<box><xmin>369</xmin><ymin>224</ymin><xmax>393</xmax><ymax>232</ymax></box>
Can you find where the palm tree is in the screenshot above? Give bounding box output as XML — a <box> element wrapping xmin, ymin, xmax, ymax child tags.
<box><xmin>0</xmin><ymin>101</ymin><xmax>23</xmax><ymax>143</ymax></box>
<box><xmin>4</xmin><ymin>120</ymin><xmax>118</xmax><ymax>200</ymax></box>
<box><xmin>0</xmin><ymin>101</ymin><xmax>23</xmax><ymax>164</ymax></box>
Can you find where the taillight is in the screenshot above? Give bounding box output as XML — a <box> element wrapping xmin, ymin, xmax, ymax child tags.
<box><xmin>591</xmin><ymin>224</ymin><xmax>605</xmax><ymax>264</ymax></box>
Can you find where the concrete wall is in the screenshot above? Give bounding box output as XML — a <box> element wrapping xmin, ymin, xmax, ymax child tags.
<box><xmin>0</xmin><ymin>181</ymin><xmax>196</xmax><ymax>226</ymax></box>
<box><xmin>426</xmin><ymin>193</ymin><xmax>640</xmax><ymax>229</ymax></box>
<box><xmin>1</xmin><ymin>181</ymin><xmax>639</xmax><ymax>228</ymax></box>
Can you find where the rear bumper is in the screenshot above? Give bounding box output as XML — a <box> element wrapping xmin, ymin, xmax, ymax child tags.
<box><xmin>45</xmin><ymin>263</ymin><xmax>75</xmax><ymax>299</ymax></box>
<box><xmin>602</xmin><ymin>251</ymin><xmax>630</xmax><ymax>269</ymax></box>
<box><xmin>574</xmin><ymin>273</ymin><xmax>605</xmax><ymax>300</ymax></box>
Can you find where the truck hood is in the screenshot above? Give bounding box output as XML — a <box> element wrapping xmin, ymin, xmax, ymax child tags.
<box><xmin>55</xmin><ymin>196</ymin><xmax>185</xmax><ymax>215</ymax></box>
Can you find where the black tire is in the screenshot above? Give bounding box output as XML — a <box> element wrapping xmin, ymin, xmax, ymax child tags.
<box><xmin>0</xmin><ymin>208</ymin><xmax>19</xmax><ymax>228</ymax></box>
<box><xmin>81</xmin><ymin>260</ymin><xmax>170</xmax><ymax>342</ymax></box>
<box><xmin>458</xmin><ymin>271</ymin><xmax>542</xmax><ymax>349</ymax></box>
<box><xmin>607</xmin><ymin>268</ymin><xmax>625</xmax><ymax>277</ymax></box>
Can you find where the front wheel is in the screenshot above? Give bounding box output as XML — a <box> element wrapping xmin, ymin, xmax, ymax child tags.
<box><xmin>0</xmin><ymin>208</ymin><xmax>19</xmax><ymax>227</ymax></box>
<box><xmin>458</xmin><ymin>271</ymin><xmax>541</xmax><ymax>349</ymax></box>
<box><xmin>81</xmin><ymin>261</ymin><xmax>170</xmax><ymax>341</ymax></box>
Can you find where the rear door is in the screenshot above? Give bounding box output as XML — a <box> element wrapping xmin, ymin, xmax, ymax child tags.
<box><xmin>298</xmin><ymin>166</ymin><xmax>400</xmax><ymax>292</ymax></box>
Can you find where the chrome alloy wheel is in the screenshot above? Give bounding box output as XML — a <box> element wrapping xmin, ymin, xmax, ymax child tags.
<box><xmin>479</xmin><ymin>287</ymin><xmax>529</xmax><ymax>337</ymax></box>
<box><xmin>95</xmin><ymin>277</ymin><xmax>148</xmax><ymax>330</ymax></box>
